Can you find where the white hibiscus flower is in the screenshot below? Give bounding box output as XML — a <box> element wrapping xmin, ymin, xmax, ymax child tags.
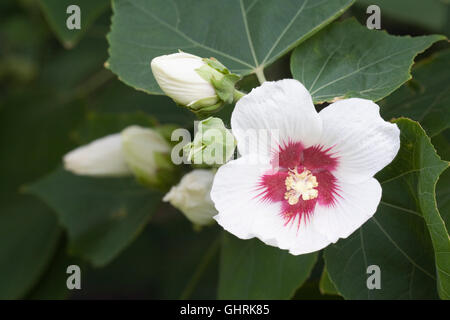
<box><xmin>211</xmin><ymin>79</ymin><xmax>400</xmax><ymax>255</ymax></box>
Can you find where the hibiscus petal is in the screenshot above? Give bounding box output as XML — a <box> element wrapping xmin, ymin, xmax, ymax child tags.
<box><xmin>319</xmin><ymin>98</ymin><xmax>400</xmax><ymax>183</ymax></box>
<box><xmin>211</xmin><ymin>155</ymin><xmax>274</xmax><ymax>239</ymax></box>
<box><xmin>313</xmin><ymin>178</ymin><xmax>382</xmax><ymax>243</ymax></box>
<box><xmin>231</xmin><ymin>79</ymin><xmax>322</xmax><ymax>159</ymax></box>
<box><xmin>211</xmin><ymin>155</ymin><xmax>331</xmax><ymax>255</ymax></box>
<box><xmin>63</xmin><ymin>133</ymin><xmax>131</xmax><ymax>176</ymax></box>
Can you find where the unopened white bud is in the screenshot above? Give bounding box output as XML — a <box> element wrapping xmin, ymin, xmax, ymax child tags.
<box><xmin>63</xmin><ymin>134</ymin><xmax>131</xmax><ymax>177</ymax></box>
<box><xmin>121</xmin><ymin>126</ymin><xmax>173</xmax><ymax>187</ymax></box>
<box><xmin>151</xmin><ymin>52</ymin><xmax>218</xmax><ymax>106</ymax></box>
<box><xmin>63</xmin><ymin>126</ymin><xmax>176</xmax><ymax>190</ymax></box>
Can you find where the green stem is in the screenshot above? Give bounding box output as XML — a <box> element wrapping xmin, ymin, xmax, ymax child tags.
<box><xmin>255</xmin><ymin>67</ymin><xmax>267</xmax><ymax>84</ymax></box>
<box><xmin>179</xmin><ymin>235</ymin><xmax>220</xmax><ymax>299</ymax></box>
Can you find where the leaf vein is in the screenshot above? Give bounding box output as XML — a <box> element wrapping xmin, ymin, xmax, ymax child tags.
<box><xmin>372</xmin><ymin>217</ymin><xmax>435</xmax><ymax>280</ymax></box>
<box><xmin>239</xmin><ymin>0</ymin><xmax>259</xmax><ymax>66</ymax></box>
<box><xmin>261</xmin><ymin>0</ymin><xmax>308</xmax><ymax>65</ymax></box>
<box><xmin>310</xmin><ymin>43</ymin><xmax>431</xmax><ymax>96</ymax></box>
<box><xmin>124</xmin><ymin>0</ymin><xmax>255</xmax><ymax>69</ymax></box>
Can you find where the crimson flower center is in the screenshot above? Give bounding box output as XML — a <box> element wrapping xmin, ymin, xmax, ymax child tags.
<box><xmin>257</xmin><ymin>141</ymin><xmax>340</xmax><ymax>226</ymax></box>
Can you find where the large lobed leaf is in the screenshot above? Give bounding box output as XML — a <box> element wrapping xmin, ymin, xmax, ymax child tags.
<box><xmin>218</xmin><ymin>233</ymin><xmax>317</xmax><ymax>299</ymax></box>
<box><xmin>73</xmin><ymin>220</ymin><xmax>220</xmax><ymax>299</ymax></box>
<box><xmin>437</xmin><ymin>168</ymin><xmax>450</xmax><ymax>232</ymax></box>
<box><xmin>325</xmin><ymin>118</ymin><xmax>449</xmax><ymax>299</ymax></box>
<box><xmin>28</xmin><ymin>169</ymin><xmax>162</xmax><ymax>267</ymax></box>
<box><xmin>356</xmin><ymin>0</ymin><xmax>449</xmax><ymax>33</ymax></box>
<box><xmin>107</xmin><ymin>0</ymin><xmax>355</xmax><ymax>94</ymax></box>
<box><xmin>39</xmin><ymin>0</ymin><xmax>110</xmax><ymax>48</ymax></box>
<box><xmin>27</xmin><ymin>240</ymin><xmax>84</xmax><ymax>300</ymax></box>
<box><xmin>319</xmin><ymin>267</ymin><xmax>340</xmax><ymax>296</ymax></box>
<box><xmin>290</xmin><ymin>19</ymin><xmax>445</xmax><ymax>103</ymax></box>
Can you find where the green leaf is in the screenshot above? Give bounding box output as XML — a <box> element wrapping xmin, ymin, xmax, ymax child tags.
<box><xmin>27</xmin><ymin>240</ymin><xmax>84</xmax><ymax>300</ymax></box>
<box><xmin>107</xmin><ymin>0</ymin><xmax>355</xmax><ymax>94</ymax></box>
<box><xmin>319</xmin><ymin>267</ymin><xmax>340</xmax><ymax>296</ymax></box>
<box><xmin>433</xmin><ymin>130</ymin><xmax>450</xmax><ymax>162</ymax></box>
<box><xmin>28</xmin><ymin>168</ymin><xmax>162</xmax><ymax>267</ymax></box>
<box><xmin>71</xmin><ymin>219</ymin><xmax>219</xmax><ymax>299</ymax></box>
<box><xmin>0</xmin><ymin>193</ymin><xmax>61</xmax><ymax>299</ymax></box>
<box><xmin>218</xmin><ymin>232</ymin><xmax>317</xmax><ymax>299</ymax></box>
<box><xmin>356</xmin><ymin>0</ymin><xmax>449</xmax><ymax>33</ymax></box>
<box><xmin>325</xmin><ymin>118</ymin><xmax>448</xmax><ymax>299</ymax></box>
<box><xmin>290</xmin><ymin>19</ymin><xmax>445</xmax><ymax>103</ymax></box>
<box><xmin>437</xmin><ymin>168</ymin><xmax>450</xmax><ymax>232</ymax></box>
<box><xmin>39</xmin><ymin>0</ymin><xmax>110</xmax><ymax>48</ymax></box>
<box><xmin>381</xmin><ymin>49</ymin><xmax>450</xmax><ymax>137</ymax></box>
<box><xmin>424</xmin><ymin>181</ymin><xmax>450</xmax><ymax>298</ymax></box>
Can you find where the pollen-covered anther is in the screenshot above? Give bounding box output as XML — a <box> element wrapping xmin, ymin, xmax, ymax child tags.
<box><xmin>284</xmin><ymin>168</ymin><xmax>319</xmax><ymax>205</ymax></box>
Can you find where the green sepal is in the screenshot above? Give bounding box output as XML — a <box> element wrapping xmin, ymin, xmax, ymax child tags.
<box><xmin>197</xmin><ymin>57</ymin><xmax>242</xmax><ymax>104</ymax></box>
<box><xmin>195</xmin><ymin>64</ymin><xmax>224</xmax><ymax>83</ymax></box>
<box><xmin>190</xmin><ymin>101</ymin><xmax>225</xmax><ymax>119</ymax></box>
<box><xmin>187</xmin><ymin>95</ymin><xmax>220</xmax><ymax>111</ymax></box>
<box><xmin>211</xmin><ymin>73</ymin><xmax>241</xmax><ymax>104</ymax></box>
<box><xmin>203</xmin><ymin>57</ymin><xmax>229</xmax><ymax>74</ymax></box>
<box><xmin>183</xmin><ymin>117</ymin><xmax>236</xmax><ymax>166</ymax></box>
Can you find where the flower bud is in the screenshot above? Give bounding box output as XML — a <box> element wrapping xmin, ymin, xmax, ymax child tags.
<box><xmin>63</xmin><ymin>125</ymin><xmax>177</xmax><ymax>190</ymax></box>
<box><xmin>151</xmin><ymin>52</ymin><xmax>242</xmax><ymax>116</ymax></box>
<box><xmin>121</xmin><ymin>125</ymin><xmax>175</xmax><ymax>189</ymax></box>
<box><xmin>183</xmin><ymin>117</ymin><xmax>236</xmax><ymax>166</ymax></box>
<box><xmin>63</xmin><ymin>134</ymin><xmax>131</xmax><ymax>177</ymax></box>
<box><xmin>163</xmin><ymin>169</ymin><xmax>217</xmax><ymax>227</ymax></box>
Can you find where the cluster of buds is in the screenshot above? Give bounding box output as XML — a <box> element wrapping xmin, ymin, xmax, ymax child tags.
<box><xmin>64</xmin><ymin>52</ymin><xmax>242</xmax><ymax>227</ymax></box>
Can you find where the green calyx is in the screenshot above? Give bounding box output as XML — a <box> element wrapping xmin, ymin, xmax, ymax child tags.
<box><xmin>121</xmin><ymin>125</ymin><xmax>179</xmax><ymax>192</ymax></box>
<box><xmin>183</xmin><ymin>117</ymin><xmax>236</xmax><ymax>166</ymax></box>
<box><xmin>186</xmin><ymin>95</ymin><xmax>223</xmax><ymax>118</ymax></box>
<box><xmin>191</xmin><ymin>57</ymin><xmax>244</xmax><ymax>117</ymax></box>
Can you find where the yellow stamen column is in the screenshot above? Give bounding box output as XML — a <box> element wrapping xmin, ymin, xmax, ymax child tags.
<box><xmin>284</xmin><ymin>168</ymin><xmax>319</xmax><ymax>205</ymax></box>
